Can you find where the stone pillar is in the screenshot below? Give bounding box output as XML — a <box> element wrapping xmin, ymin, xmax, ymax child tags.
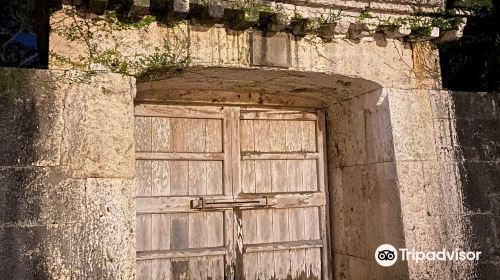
<box><xmin>328</xmin><ymin>87</ymin><xmax>488</xmax><ymax>279</ymax></box>
<box><xmin>327</xmin><ymin>88</ymin><xmax>409</xmax><ymax>279</ymax></box>
<box><xmin>384</xmin><ymin>88</ymin><xmax>474</xmax><ymax>279</ymax></box>
<box><xmin>0</xmin><ymin>68</ymin><xmax>136</xmax><ymax>280</ymax></box>
<box><xmin>429</xmin><ymin>90</ymin><xmax>500</xmax><ymax>279</ymax></box>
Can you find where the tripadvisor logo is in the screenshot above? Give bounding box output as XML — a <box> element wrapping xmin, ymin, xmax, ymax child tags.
<box><xmin>375</xmin><ymin>244</ymin><xmax>481</xmax><ymax>267</ymax></box>
<box><xmin>375</xmin><ymin>244</ymin><xmax>398</xmax><ymax>267</ymax></box>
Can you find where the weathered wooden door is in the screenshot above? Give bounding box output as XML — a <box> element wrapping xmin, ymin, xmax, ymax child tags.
<box><xmin>134</xmin><ymin>105</ymin><xmax>330</xmax><ymax>280</ymax></box>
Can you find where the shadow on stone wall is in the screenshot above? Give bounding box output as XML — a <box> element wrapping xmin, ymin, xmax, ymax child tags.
<box><xmin>0</xmin><ymin>72</ymin><xmax>46</xmax><ymax>278</ymax></box>
<box><xmin>452</xmin><ymin>91</ymin><xmax>500</xmax><ymax>279</ymax></box>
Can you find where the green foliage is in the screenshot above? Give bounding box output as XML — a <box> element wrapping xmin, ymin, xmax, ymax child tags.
<box><xmin>379</xmin><ymin>14</ymin><xmax>463</xmax><ymax>33</ymax></box>
<box><xmin>51</xmin><ymin>6</ymin><xmax>191</xmax><ymax>80</ymax></box>
<box><xmin>450</xmin><ymin>0</ymin><xmax>493</xmax><ymax>11</ymax></box>
<box><xmin>135</xmin><ymin>48</ymin><xmax>190</xmax><ymax>81</ymax></box>
<box><xmin>318</xmin><ymin>10</ymin><xmax>342</xmax><ymax>24</ymax></box>
<box><xmin>0</xmin><ymin>69</ymin><xmax>26</xmax><ymax>98</ymax></box>
<box><xmin>101</xmin><ymin>12</ymin><xmax>157</xmax><ymax>30</ymax></box>
<box><xmin>359</xmin><ymin>10</ymin><xmax>374</xmax><ymax>20</ymax></box>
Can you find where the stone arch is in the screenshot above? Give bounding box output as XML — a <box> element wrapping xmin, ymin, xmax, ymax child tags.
<box><xmin>135</xmin><ymin>66</ymin><xmax>410</xmax><ymax>279</ymax></box>
<box><xmin>135</xmin><ymin>66</ymin><xmax>382</xmax><ymax>108</ymax></box>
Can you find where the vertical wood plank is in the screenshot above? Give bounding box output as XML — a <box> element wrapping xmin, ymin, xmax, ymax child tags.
<box><xmin>170</xmin><ymin>161</ymin><xmax>188</xmax><ymax>196</ymax></box>
<box><xmin>241</xmin><ymin>160</ymin><xmax>256</xmax><ymax>194</ymax></box>
<box><xmin>258</xmin><ymin>251</ymin><xmax>275</xmax><ymax>280</ymax></box>
<box><xmin>188</xmin><ymin>257</ymin><xmax>208</xmax><ymax>279</ymax></box>
<box><xmin>270</xmin><ymin>120</ymin><xmax>287</xmax><ymax>153</ymax></box>
<box><xmin>206</xmin><ymin>212</ymin><xmax>224</xmax><ymax>247</ymax></box>
<box><xmin>272</xmin><ymin>209</ymin><xmax>290</xmax><ymax>243</ymax></box>
<box><xmin>151</xmin><ymin>259</ymin><xmax>171</xmax><ymax>280</ymax></box>
<box><xmin>304</xmin><ymin>207</ymin><xmax>320</xmax><ymax>240</ymax></box>
<box><xmin>256</xmin><ymin>209</ymin><xmax>274</xmax><ymax>280</ymax></box>
<box><xmin>305</xmin><ymin>248</ymin><xmax>322</xmax><ymax>280</ymax></box>
<box><xmin>223</xmin><ymin>107</ymin><xmax>235</xmax><ymax>279</ymax></box>
<box><xmin>254</xmin><ymin>120</ymin><xmax>271</xmax><ymax>152</ymax></box>
<box><xmin>189</xmin><ymin>212</ymin><xmax>207</xmax><ymax>248</ymax></box>
<box><xmin>268</xmin><ymin>118</ymin><xmax>289</xmax><ymax>280</ymax></box>
<box><xmin>152</xmin><ymin>117</ymin><xmax>171</xmax><ymax>152</ymax></box>
<box><xmin>171</xmin><ymin>259</ymin><xmax>189</xmax><ymax>280</ymax></box>
<box><xmin>225</xmin><ymin>210</ymin><xmax>236</xmax><ymax>280</ymax></box>
<box><xmin>231</xmin><ymin>108</ymin><xmax>241</xmax><ymax>196</ymax></box>
<box><xmin>255</xmin><ymin>160</ymin><xmax>271</xmax><ymax>193</ymax></box>
<box><xmin>231</xmin><ymin>108</ymin><xmax>243</xmax><ymax>279</ymax></box>
<box><xmin>316</xmin><ymin>111</ymin><xmax>326</xmax><ymax>193</ymax></box>
<box><xmin>170</xmin><ymin>118</ymin><xmax>188</xmax><ymax>152</ymax></box>
<box><xmin>270</xmin><ymin>160</ymin><xmax>287</xmax><ymax>193</ymax></box>
<box><xmin>256</xmin><ymin>210</ymin><xmax>273</xmax><ymax>244</ymax></box>
<box><xmin>206</xmin><ymin>119</ymin><xmax>223</xmax><ymax>152</ymax></box>
<box><xmin>136</xmin><ymin>214</ymin><xmax>152</xmax><ymax>251</ymax></box>
<box><xmin>273</xmin><ymin>249</ymin><xmax>291</xmax><ymax>280</ymax></box>
<box><xmin>303</xmin><ymin>159</ymin><xmax>318</xmax><ymax>192</ymax></box>
<box><xmin>286</xmin><ymin>120</ymin><xmax>304</xmax><ymax>193</ymax></box>
<box><xmin>242</xmin><ymin>210</ymin><xmax>257</xmax><ymax>245</ymax></box>
<box><xmin>290</xmin><ymin>249</ymin><xmax>306</xmax><ymax>279</ymax></box>
<box><xmin>135</xmin><ymin>117</ymin><xmax>152</xmax><ymax>152</ymax></box>
<box><xmin>152</xmin><ymin>214</ymin><xmax>170</xmax><ymax>250</ymax></box>
<box><xmin>207</xmin><ymin>256</ymin><xmax>224</xmax><ymax>280</ymax></box>
<box><xmin>288</xmin><ymin>208</ymin><xmax>306</xmax><ymax>241</ymax></box>
<box><xmin>223</xmin><ymin>108</ymin><xmax>233</xmax><ymax>197</ymax></box>
<box><xmin>302</xmin><ymin>121</ymin><xmax>317</xmax><ymax>152</ymax></box>
<box><xmin>188</xmin><ymin>161</ymin><xmax>208</xmax><ymax>195</ymax></box>
<box><xmin>206</xmin><ymin>161</ymin><xmax>223</xmax><ymax>195</ymax></box>
<box><xmin>135</xmin><ymin>160</ymin><xmax>152</xmax><ymax>197</ymax></box>
<box><xmin>285</xmin><ymin>120</ymin><xmax>303</xmax><ymax>152</ymax></box>
<box><xmin>206</xmin><ymin>119</ymin><xmax>224</xmax><ymax>195</ymax></box>
<box><xmin>234</xmin><ymin>209</ymin><xmax>245</xmax><ymax>280</ymax></box>
<box><xmin>286</xmin><ymin>160</ymin><xmax>304</xmax><ymax>192</ymax></box>
<box><xmin>186</xmin><ymin>118</ymin><xmax>206</xmax><ymax>153</ymax></box>
<box><xmin>240</xmin><ymin>120</ymin><xmax>255</xmax><ymax>152</ymax></box>
<box><xmin>243</xmin><ymin>253</ymin><xmax>259</xmax><ymax>280</ymax></box>
<box><xmin>317</xmin><ymin>110</ymin><xmax>332</xmax><ymax>280</ymax></box>
<box><xmin>152</xmin><ymin>161</ymin><xmax>170</xmax><ymax>196</ymax></box>
<box><xmin>254</xmin><ymin>120</ymin><xmax>271</xmax><ymax>194</ymax></box>
<box><xmin>170</xmin><ymin>213</ymin><xmax>189</xmax><ymax>250</ymax></box>
<box><xmin>136</xmin><ymin>260</ymin><xmax>152</xmax><ymax>280</ymax></box>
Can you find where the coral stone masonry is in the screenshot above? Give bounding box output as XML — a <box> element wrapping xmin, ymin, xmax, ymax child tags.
<box><xmin>0</xmin><ymin>0</ymin><xmax>499</xmax><ymax>279</ymax></box>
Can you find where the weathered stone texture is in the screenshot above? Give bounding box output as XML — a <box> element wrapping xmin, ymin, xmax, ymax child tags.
<box><xmin>387</xmin><ymin>89</ymin><xmax>436</xmax><ymax>161</ymax></box>
<box><xmin>72</xmin><ymin>178</ymin><xmax>135</xmax><ymax>280</ymax></box>
<box><xmin>328</xmin><ymin>88</ymin><xmax>500</xmax><ymax>279</ymax></box>
<box><xmin>428</xmin><ymin>90</ymin><xmax>500</xmax><ymax>279</ymax></box>
<box><xmin>49</xmin><ymin>8</ymin><xmax>427</xmax><ymax>90</ymax></box>
<box><xmin>250</xmin><ymin>32</ymin><xmax>292</xmax><ymax>68</ymax></box>
<box><xmin>0</xmin><ymin>69</ymin><xmax>136</xmax><ymax>280</ymax></box>
<box><xmin>0</xmin><ymin>70</ymin><xmax>65</xmax><ymax>167</ymax></box>
<box><xmin>329</xmin><ymin>89</ymin><xmax>395</xmax><ymax>168</ymax></box>
<box><xmin>60</xmin><ymin>74</ymin><xmax>136</xmax><ymax>178</ymax></box>
<box><xmin>0</xmin><ymin>167</ymin><xmax>85</xmax><ymax>226</ymax></box>
<box><xmin>327</xmin><ymin>89</ymin><xmax>409</xmax><ymax>279</ymax></box>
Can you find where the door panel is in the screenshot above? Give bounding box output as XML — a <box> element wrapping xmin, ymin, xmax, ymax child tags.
<box><xmin>238</xmin><ymin>109</ymin><xmax>326</xmax><ymax>280</ymax></box>
<box><xmin>135</xmin><ymin>106</ymin><xmax>228</xmax><ymax>280</ymax></box>
<box><xmin>134</xmin><ymin>105</ymin><xmax>330</xmax><ymax>280</ymax></box>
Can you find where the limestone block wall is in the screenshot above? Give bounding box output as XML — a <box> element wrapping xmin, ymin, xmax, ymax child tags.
<box><xmin>327</xmin><ymin>88</ymin><xmax>409</xmax><ymax>279</ymax></box>
<box><xmin>0</xmin><ymin>69</ymin><xmax>137</xmax><ymax>280</ymax></box>
<box><xmin>430</xmin><ymin>90</ymin><xmax>500</xmax><ymax>279</ymax></box>
<box><xmin>49</xmin><ymin>6</ymin><xmax>431</xmax><ymax>90</ymax></box>
<box><xmin>388</xmin><ymin>88</ymin><xmax>475</xmax><ymax>279</ymax></box>
<box><xmin>327</xmin><ymin>88</ymin><xmax>499</xmax><ymax>279</ymax></box>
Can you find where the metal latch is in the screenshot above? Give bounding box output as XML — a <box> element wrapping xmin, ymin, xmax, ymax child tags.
<box><xmin>191</xmin><ymin>197</ymin><xmax>269</xmax><ymax>210</ymax></box>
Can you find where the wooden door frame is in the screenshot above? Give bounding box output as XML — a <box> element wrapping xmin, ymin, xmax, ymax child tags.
<box><xmin>133</xmin><ymin>101</ymin><xmax>333</xmax><ymax>280</ymax></box>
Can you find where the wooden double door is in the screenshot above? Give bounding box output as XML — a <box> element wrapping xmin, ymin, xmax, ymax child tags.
<box><xmin>134</xmin><ymin>105</ymin><xmax>330</xmax><ymax>280</ymax></box>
